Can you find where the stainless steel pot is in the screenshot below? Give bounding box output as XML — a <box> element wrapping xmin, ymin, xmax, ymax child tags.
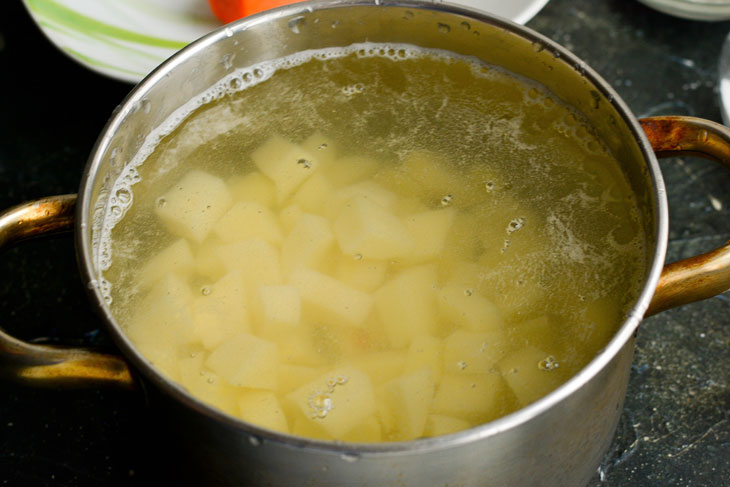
<box><xmin>1</xmin><ymin>2</ymin><xmax>729</xmax><ymax>486</ymax></box>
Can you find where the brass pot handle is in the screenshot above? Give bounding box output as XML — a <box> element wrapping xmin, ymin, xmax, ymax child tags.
<box><xmin>0</xmin><ymin>195</ymin><xmax>134</xmax><ymax>389</ymax></box>
<box><xmin>640</xmin><ymin>116</ymin><xmax>730</xmax><ymax>316</ymax></box>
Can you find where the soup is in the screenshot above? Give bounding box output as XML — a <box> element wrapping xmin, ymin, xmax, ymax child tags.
<box><xmin>100</xmin><ymin>43</ymin><xmax>646</xmax><ymax>442</ymax></box>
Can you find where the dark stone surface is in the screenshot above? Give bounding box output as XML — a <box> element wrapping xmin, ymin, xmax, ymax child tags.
<box><xmin>0</xmin><ymin>0</ymin><xmax>728</xmax><ymax>486</ymax></box>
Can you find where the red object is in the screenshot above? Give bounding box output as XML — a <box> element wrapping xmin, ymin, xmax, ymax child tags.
<box><xmin>209</xmin><ymin>0</ymin><xmax>298</xmax><ymax>23</ymax></box>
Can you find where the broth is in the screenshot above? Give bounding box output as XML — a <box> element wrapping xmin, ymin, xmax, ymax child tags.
<box><xmin>101</xmin><ymin>43</ymin><xmax>646</xmax><ymax>442</ymax></box>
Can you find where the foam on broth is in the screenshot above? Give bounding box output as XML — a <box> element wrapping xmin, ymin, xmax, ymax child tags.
<box><xmin>98</xmin><ymin>43</ymin><xmax>646</xmax><ymax>442</ymax></box>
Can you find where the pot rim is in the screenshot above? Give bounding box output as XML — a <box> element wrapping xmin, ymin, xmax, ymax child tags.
<box><xmin>76</xmin><ymin>0</ymin><xmax>668</xmax><ymax>456</ymax></box>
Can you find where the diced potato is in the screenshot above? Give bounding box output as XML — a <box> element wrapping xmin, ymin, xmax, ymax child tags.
<box><xmin>380</xmin><ymin>367</ymin><xmax>435</xmax><ymax>440</ymax></box>
<box><xmin>126</xmin><ymin>273</ymin><xmax>196</xmax><ymax>350</ymax></box>
<box><xmin>498</xmin><ymin>346</ymin><xmax>566</xmax><ymax>408</ymax></box>
<box><xmin>265</xmin><ymin>326</ymin><xmax>328</xmax><ymax>367</ymax></box>
<box><xmin>333</xmin><ymin>195</ymin><xmax>414</xmax><ymax>260</ymax></box>
<box><xmin>437</xmin><ymin>285</ymin><xmax>504</xmax><ymax>333</ymax></box>
<box><xmin>431</xmin><ymin>373</ymin><xmax>509</xmax><ymax>423</ymax></box>
<box><xmin>194</xmin><ymin>237</ymin><xmax>227</xmax><ymax>281</ymax></box>
<box><xmin>290</xmin><ymin>268</ymin><xmax>373</xmax><ymax>328</ymax></box>
<box><xmin>290</xmin><ymin>409</ymin><xmax>333</xmax><ymax>441</ymax></box>
<box><xmin>155</xmin><ymin>170</ymin><xmax>233</xmax><ymax>243</ymax></box>
<box><xmin>442</xmin><ymin>330</ymin><xmax>509</xmax><ymax>376</ymax></box>
<box><xmin>228</xmin><ymin>171</ymin><xmax>275</xmax><ymax>207</ymax></box>
<box><xmin>335</xmin><ymin>255</ymin><xmax>388</xmax><ymax>293</ymax></box>
<box><xmin>238</xmin><ymin>390</ymin><xmax>289</xmax><ymax>434</ymax></box>
<box><xmin>286</xmin><ymin>366</ymin><xmax>377</xmax><ymax>438</ymax></box>
<box><xmin>213</xmin><ymin>201</ymin><xmax>283</xmax><ymax>245</ymax></box>
<box><xmin>216</xmin><ymin>238</ymin><xmax>283</xmax><ymax>292</ymax></box>
<box><xmin>291</xmin><ymin>173</ymin><xmax>333</xmax><ymax>214</ymax></box>
<box><xmin>206</xmin><ymin>332</ymin><xmax>279</xmax><ymax>390</ymax></box>
<box><xmin>324</xmin><ymin>155</ymin><xmax>378</xmax><ymax>187</ymax></box>
<box><xmin>402</xmin><ymin>209</ymin><xmax>455</xmax><ymax>263</ymax></box>
<box><xmin>136</xmin><ymin>238</ymin><xmax>195</xmax><ymax>289</ymax></box>
<box><xmin>301</xmin><ymin>132</ymin><xmax>338</xmax><ymax>167</ymax></box>
<box><xmin>251</xmin><ymin>135</ymin><xmax>321</xmax><ymax>202</ymax></box>
<box><xmin>256</xmin><ymin>285</ymin><xmax>301</xmax><ymax>332</ymax></box>
<box><xmin>507</xmin><ymin>315</ymin><xmax>556</xmax><ymax>351</ymax></box>
<box><xmin>326</xmin><ymin>181</ymin><xmax>397</xmax><ymax>220</ymax></box>
<box><xmin>279</xmin><ymin>203</ymin><xmax>304</xmax><ymax>234</ymax></box>
<box><xmin>277</xmin><ymin>363</ymin><xmax>326</xmax><ymax>395</ymax></box>
<box><xmin>350</xmin><ymin>350</ymin><xmax>407</xmax><ymax>386</ymax></box>
<box><xmin>341</xmin><ymin>415</ymin><xmax>382</xmax><ymax>443</ymax></box>
<box><xmin>280</xmin><ymin>214</ymin><xmax>335</xmax><ymax>277</ymax></box>
<box><xmin>477</xmin><ymin>263</ymin><xmax>547</xmax><ymax>322</ymax></box>
<box><xmin>424</xmin><ymin>414</ymin><xmax>471</xmax><ymax>437</ymax></box>
<box><xmin>400</xmin><ymin>150</ymin><xmax>463</xmax><ymax>204</ymax></box>
<box><xmin>178</xmin><ymin>354</ymin><xmax>238</xmax><ymax>415</ymax></box>
<box><xmin>191</xmin><ymin>270</ymin><xmax>251</xmax><ymax>350</ymax></box>
<box><xmin>374</xmin><ymin>265</ymin><xmax>438</xmax><ymax>348</ymax></box>
<box><xmin>404</xmin><ymin>335</ymin><xmax>443</xmax><ymax>382</ymax></box>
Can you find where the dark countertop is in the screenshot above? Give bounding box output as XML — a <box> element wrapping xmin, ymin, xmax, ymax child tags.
<box><xmin>1</xmin><ymin>0</ymin><xmax>728</xmax><ymax>485</ymax></box>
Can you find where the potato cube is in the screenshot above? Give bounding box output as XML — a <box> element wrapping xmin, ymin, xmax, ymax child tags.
<box><xmin>350</xmin><ymin>350</ymin><xmax>407</xmax><ymax>386</ymax></box>
<box><xmin>437</xmin><ymin>285</ymin><xmax>504</xmax><ymax>333</ymax></box>
<box><xmin>136</xmin><ymin>238</ymin><xmax>195</xmax><ymax>289</ymax></box>
<box><xmin>402</xmin><ymin>209</ymin><xmax>455</xmax><ymax>263</ymax></box>
<box><xmin>213</xmin><ymin>201</ymin><xmax>283</xmax><ymax>245</ymax></box>
<box><xmin>333</xmin><ymin>195</ymin><xmax>414</xmax><ymax>260</ymax></box>
<box><xmin>194</xmin><ymin>237</ymin><xmax>227</xmax><ymax>281</ymax></box>
<box><xmin>380</xmin><ymin>367</ymin><xmax>435</xmax><ymax>440</ymax></box>
<box><xmin>155</xmin><ymin>170</ymin><xmax>233</xmax><ymax>243</ymax></box>
<box><xmin>335</xmin><ymin>255</ymin><xmax>388</xmax><ymax>293</ymax></box>
<box><xmin>281</xmin><ymin>214</ymin><xmax>335</xmax><ymax>276</ymax></box>
<box><xmin>265</xmin><ymin>326</ymin><xmax>327</xmax><ymax>367</ymax></box>
<box><xmin>278</xmin><ymin>203</ymin><xmax>304</xmax><ymax>234</ymax></box>
<box><xmin>126</xmin><ymin>273</ymin><xmax>196</xmax><ymax>350</ymax></box>
<box><xmin>404</xmin><ymin>335</ymin><xmax>443</xmax><ymax>382</ymax></box>
<box><xmin>374</xmin><ymin>265</ymin><xmax>438</xmax><ymax>348</ymax></box>
<box><xmin>178</xmin><ymin>354</ymin><xmax>238</xmax><ymax>415</ymax></box>
<box><xmin>341</xmin><ymin>415</ymin><xmax>382</xmax><ymax>443</ymax></box>
<box><xmin>228</xmin><ymin>171</ymin><xmax>275</xmax><ymax>207</ymax></box>
<box><xmin>290</xmin><ymin>268</ymin><xmax>373</xmax><ymax>328</ymax></box>
<box><xmin>206</xmin><ymin>332</ymin><xmax>278</xmax><ymax>390</ymax></box>
<box><xmin>401</xmin><ymin>150</ymin><xmax>463</xmax><ymax>204</ymax></box>
<box><xmin>290</xmin><ymin>409</ymin><xmax>333</xmax><ymax>441</ymax></box>
<box><xmin>301</xmin><ymin>132</ymin><xmax>339</xmax><ymax>167</ymax></box>
<box><xmin>424</xmin><ymin>414</ymin><xmax>471</xmax><ymax>437</ymax></box>
<box><xmin>191</xmin><ymin>270</ymin><xmax>251</xmax><ymax>349</ymax></box>
<box><xmin>498</xmin><ymin>346</ymin><xmax>567</xmax><ymax>408</ymax></box>
<box><xmin>291</xmin><ymin>173</ymin><xmax>333</xmax><ymax>214</ymax></box>
<box><xmin>507</xmin><ymin>315</ymin><xmax>556</xmax><ymax>351</ymax></box>
<box><xmin>238</xmin><ymin>390</ymin><xmax>289</xmax><ymax>434</ymax></box>
<box><xmin>326</xmin><ymin>181</ymin><xmax>397</xmax><ymax>220</ymax></box>
<box><xmin>324</xmin><ymin>155</ymin><xmax>378</xmax><ymax>187</ymax></box>
<box><xmin>431</xmin><ymin>373</ymin><xmax>508</xmax><ymax>423</ymax></box>
<box><xmin>277</xmin><ymin>363</ymin><xmax>326</xmax><ymax>395</ymax></box>
<box><xmin>251</xmin><ymin>135</ymin><xmax>321</xmax><ymax>202</ymax></box>
<box><xmin>216</xmin><ymin>238</ymin><xmax>283</xmax><ymax>291</ymax></box>
<box><xmin>442</xmin><ymin>330</ymin><xmax>509</xmax><ymax>376</ymax></box>
<box><xmin>286</xmin><ymin>366</ymin><xmax>377</xmax><ymax>438</ymax></box>
<box><xmin>256</xmin><ymin>285</ymin><xmax>301</xmax><ymax>331</ymax></box>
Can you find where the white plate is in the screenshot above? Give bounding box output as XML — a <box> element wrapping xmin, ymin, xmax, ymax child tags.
<box><xmin>23</xmin><ymin>0</ymin><xmax>551</xmax><ymax>83</ymax></box>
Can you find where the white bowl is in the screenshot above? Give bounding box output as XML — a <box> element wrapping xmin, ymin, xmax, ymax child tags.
<box><xmin>638</xmin><ymin>0</ymin><xmax>730</xmax><ymax>21</ymax></box>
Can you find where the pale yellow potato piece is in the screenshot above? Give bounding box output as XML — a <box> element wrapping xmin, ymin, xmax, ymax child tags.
<box><xmin>290</xmin><ymin>409</ymin><xmax>333</xmax><ymax>441</ymax></box>
<box><xmin>265</xmin><ymin>326</ymin><xmax>328</xmax><ymax>367</ymax></box>
<box><xmin>333</xmin><ymin>195</ymin><xmax>414</xmax><ymax>260</ymax></box>
<box><xmin>442</xmin><ymin>330</ymin><xmax>509</xmax><ymax>376</ymax></box>
<box><xmin>206</xmin><ymin>332</ymin><xmax>279</xmax><ymax>390</ymax></box>
<box><xmin>228</xmin><ymin>171</ymin><xmax>275</xmax><ymax>207</ymax></box>
<box><xmin>136</xmin><ymin>238</ymin><xmax>195</xmax><ymax>289</ymax></box>
<box><xmin>213</xmin><ymin>201</ymin><xmax>283</xmax><ymax>245</ymax></box>
<box><xmin>380</xmin><ymin>367</ymin><xmax>435</xmax><ymax>440</ymax></box>
<box><xmin>404</xmin><ymin>335</ymin><xmax>443</xmax><ymax>382</ymax></box>
<box><xmin>400</xmin><ymin>150</ymin><xmax>463</xmax><ymax>204</ymax></box>
<box><xmin>286</xmin><ymin>366</ymin><xmax>377</xmax><ymax>439</ymax></box>
<box><xmin>191</xmin><ymin>270</ymin><xmax>251</xmax><ymax>350</ymax></box>
<box><xmin>126</xmin><ymin>273</ymin><xmax>196</xmax><ymax>352</ymax></box>
<box><xmin>341</xmin><ymin>415</ymin><xmax>383</xmax><ymax>443</ymax></box>
<box><xmin>498</xmin><ymin>346</ymin><xmax>566</xmax><ymax>408</ymax></box>
<box><xmin>431</xmin><ymin>373</ymin><xmax>508</xmax><ymax>423</ymax></box>
<box><xmin>326</xmin><ymin>181</ymin><xmax>397</xmax><ymax>220</ymax></box>
<box><xmin>424</xmin><ymin>414</ymin><xmax>471</xmax><ymax>437</ymax></box>
<box><xmin>301</xmin><ymin>132</ymin><xmax>339</xmax><ymax>167</ymax></box>
<box><xmin>238</xmin><ymin>390</ymin><xmax>289</xmax><ymax>434</ymax></box>
<box><xmin>251</xmin><ymin>135</ymin><xmax>321</xmax><ymax>203</ymax></box>
<box><xmin>178</xmin><ymin>354</ymin><xmax>238</xmax><ymax>415</ymax></box>
<box><xmin>324</xmin><ymin>155</ymin><xmax>378</xmax><ymax>188</ymax></box>
<box><xmin>335</xmin><ymin>255</ymin><xmax>388</xmax><ymax>293</ymax></box>
<box><xmin>374</xmin><ymin>264</ymin><xmax>438</xmax><ymax>348</ymax></box>
<box><xmin>350</xmin><ymin>350</ymin><xmax>407</xmax><ymax>386</ymax></box>
<box><xmin>194</xmin><ymin>237</ymin><xmax>227</xmax><ymax>281</ymax></box>
<box><xmin>402</xmin><ymin>208</ymin><xmax>455</xmax><ymax>263</ymax></box>
<box><xmin>216</xmin><ymin>238</ymin><xmax>283</xmax><ymax>292</ymax></box>
<box><xmin>280</xmin><ymin>214</ymin><xmax>335</xmax><ymax>277</ymax></box>
<box><xmin>437</xmin><ymin>285</ymin><xmax>504</xmax><ymax>333</ymax></box>
<box><xmin>290</xmin><ymin>267</ymin><xmax>373</xmax><ymax>328</ymax></box>
<box><xmin>278</xmin><ymin>203</ymin><xmax>304</xmax><ymax>234</ymax></box>
<box><xmin>291</xmin><ymin>172</ymin><xmax>333</xmax><ymax>214</ymax></box>
<box><xmin>256</xmin><ymin>284</ymin><xmax>301</xmax><ymax>331</ymax></box>
<box><xmin>277</xmin><ymin>363</ymin><xmax>326</xmax><ymax>395</ymax></box>
<box><xmin>155</xmin><ymin>170</ymin><xmax>233</xmax><ymax>243</ymax></box>
<box><xmin>507</xmin><ymin>315</ymin><xmax>556</xmax><ymax>351</ymax></box>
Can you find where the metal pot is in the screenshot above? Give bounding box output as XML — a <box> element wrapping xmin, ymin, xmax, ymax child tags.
<box><xmin>1</xmin><ymin>2</ymin><xmax>729</xmax><ymax>486</ymax></box>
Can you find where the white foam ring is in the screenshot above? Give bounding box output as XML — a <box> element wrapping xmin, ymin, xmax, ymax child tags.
<box><xmin>94</xmin><ymin>42</ymin><xmax>530</xmax><ymax>303</ymax></box>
